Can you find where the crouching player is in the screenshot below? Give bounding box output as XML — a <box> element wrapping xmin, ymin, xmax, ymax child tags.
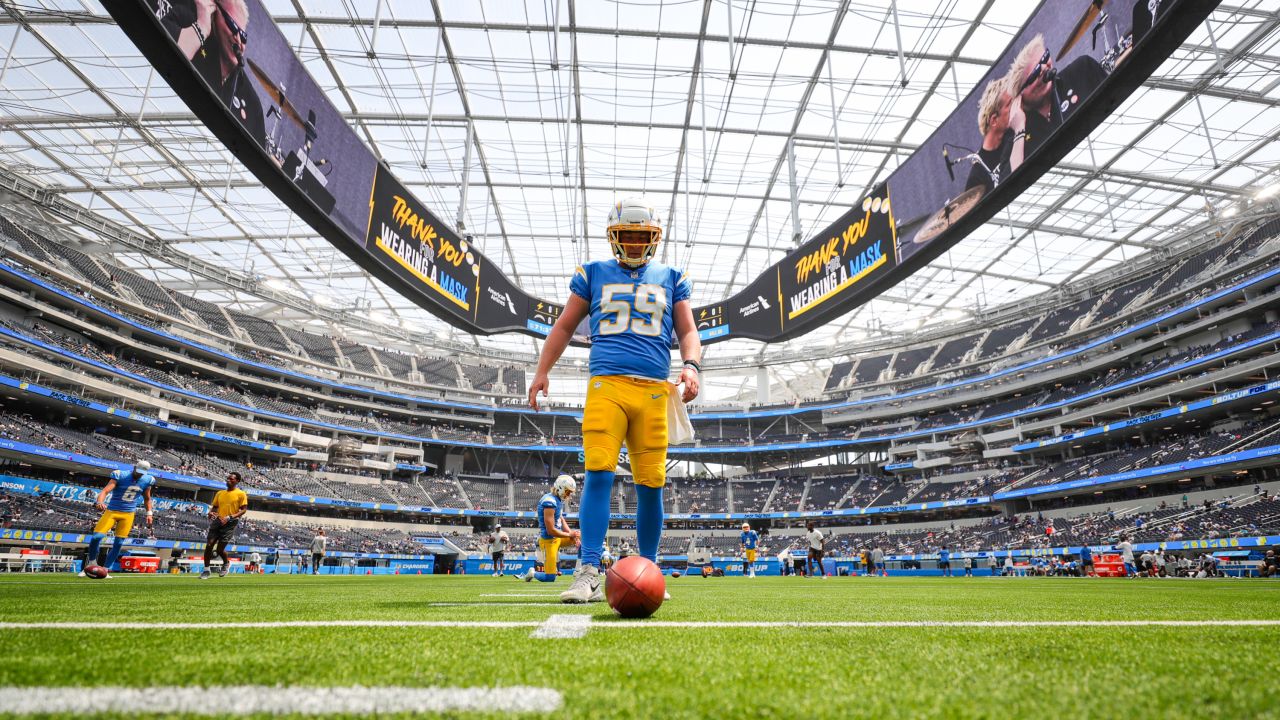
<box><xmin>739</xmin><ymin>522</ymin><xmax>759</xmax><ymax>578</ymax></box>
<box><xmin>527</xmin><ymin>198</ymin><xmax>701</xmax><ymax>604</ymax></box>
<box><xmin>520</xmin><ymin>475</ymin><xmax>584</xmax><ymax>586</ymax></box>
<box><xmin>82</xmin><ymin>460</ymin><xmax>156</xmax><ymax>578</ymax></box>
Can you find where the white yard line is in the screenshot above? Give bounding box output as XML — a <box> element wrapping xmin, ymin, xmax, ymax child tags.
<box><xmin>480</xmin><ymin>593</ymin><xmax>564</xmax><ymax>597</ymax></box>
<box><xmin>427</xmin><ymin>597</ymin><xmax>591</xmax><ymax>602</ymax></box>
<box><xmin>0</xmin><ymin>621</ymin><xmax>541</xmax><ymax>630</ymax></box>
<box><xmin>531</xmin><ymin>614</ymin><xmax>594</xmax><ymax>639</ymax></box>
<box><xmin>0</xmin><ymin>686</ymin><xmax>561</xmax><ymax>715</ymax></box>
<box><xmin>4</xmin><ymin>619</ymin><xmax>1279</xmax><ymax>631</ymax></box>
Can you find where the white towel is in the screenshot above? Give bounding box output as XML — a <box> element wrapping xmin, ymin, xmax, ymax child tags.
<box><xmin>667</xmin><ymin>382</ymin><xmax>695</xmax><ymax>445</ymax></box>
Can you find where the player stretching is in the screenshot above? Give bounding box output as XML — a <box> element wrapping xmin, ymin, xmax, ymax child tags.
<box><xmin>201</xmin><ymin>471</ymin><xmax>248</xmax><ymax>579</ymax></box>
<box><xmin>528</xmin><ymin>198</ymin><xmax>701</xmax><ymax>604</ymax></box>
<box><xmin>82</xmin><ymin>461</ymin><xmax>155</xmax><ymax>578</ymax></box>
<box><xmin>520</xmin><ymin>475</ymin><xmax>582</xmax><ymax>585</ymax></box>
<box><xmin>739</xmin><ymin>522</ymin><xmax>759</xmax><ymax>578</ymax></box>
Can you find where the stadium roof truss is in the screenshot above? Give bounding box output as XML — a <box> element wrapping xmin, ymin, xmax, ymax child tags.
<box><xmin>1</xmin><ymin>0</ymin><xmax>1279</xmax><ymax>402</ymax></box>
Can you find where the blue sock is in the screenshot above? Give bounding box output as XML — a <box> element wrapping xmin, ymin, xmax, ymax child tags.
<box><xmin>634</xmin><ymin>484</ymin><xmax>664</xmax><ymax>563</ymax></box>
<box><xmin>104</xmin><ymin>538</ymin><xmax>126</xmax><ymax>569</ymax></box>
<box><xmin>578</xmin><ymin>470</ymin><xmax>614</xmax><ymax>568</ymax></box>
<box><xmin>534</xmin><ymin>572</ymin><xmax>558</xmax><ymax>582</ymax></box>
<box><xmin>86</xmin><ymin>534</ymin><xmax>105</xmax><ymax>565</ymax></box>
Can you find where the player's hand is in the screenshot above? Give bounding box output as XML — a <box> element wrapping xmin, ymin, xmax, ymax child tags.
<box><xmin>679</xmin><ymin>366</ymin><xmax>700</xmax><ymax>403</ymax></box>
<box><xmin>94</xmin><ymin>502</ymin><xmax>106</xmax><ymax>512</ymax></box>
<box><xmin>528</xmin><ymin>373</ymin><xmax>549</xmax><ymax>411</ymax></box>
<box><xmin>220</xmin><ymin>516</ymin><xmax>229</xmax><ymax>526</ymax></box>
<box><xmin>145</xmin><ymin>515</ymin><xmax>154</xmax><ymax>527</ymax></box>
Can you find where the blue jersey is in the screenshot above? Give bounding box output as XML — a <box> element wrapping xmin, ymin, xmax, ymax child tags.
<box><xmin>537</xmin><ymin>492</ymin><xmax>563</xmax><ymax>540</ymax></box>
<box><xmin>938</xmin><ymin>550</ymin><xmax>950</xmax><ymax>563</ymax></box>
<box><xmin>1079</xmin><ymin>545</ymin><xmax>1093</xmax><ymax>562</ymax></box>
<box><xmin>106</xmin><ymin>469</ymin><xmax>155</xmax><ymax>513</ymax></box>
<box><xmin>740</xmin><ymin>530</ymin><xmax>758</xmax><ymax>550</ymax></box>
<box><xmin>570</xmin><ymin>259</ymin><xmax>692</xmax><ymax>381</ymax></box>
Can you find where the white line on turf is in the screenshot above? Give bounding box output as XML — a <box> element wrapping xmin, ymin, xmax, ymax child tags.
<box><xmin>0</xmin><ymin>621</ymin><xmax>541</xmax><ymax>629</ymax></box>
<box><xmin>531</xmin><ymin>614</ymin><xmax>593</xmax><ymax>639</ymax></box>
<box><xmin>0</xmin><ymin>686</ymin><xmax>562</xmax><ymax>715</ymax></box>
<box><xmin>6</xmin><ymin>619</ymin><xmax>1280</xmax><ymax>631</ymax></box>
<box><xmin>427</xmin><ymin>597</ymin><xmax>591</xmax><ymax>602</ymax></box>
<box><xmin>480</xmin><ymin>593</ymin><xmax>564</xmax><ymax>597</ymax></box>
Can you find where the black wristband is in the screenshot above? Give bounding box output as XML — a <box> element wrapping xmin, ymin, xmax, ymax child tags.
<box><xmin>684</xmin><ymin>360</ymin><xmax>702</xmax><ymax>373</ymax></box>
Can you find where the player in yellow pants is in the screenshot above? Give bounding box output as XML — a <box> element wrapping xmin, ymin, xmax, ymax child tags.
<box><xmin>520</xmin><ymin>476</ymin><xmax>582</xmax><ymax>584</ymax></box>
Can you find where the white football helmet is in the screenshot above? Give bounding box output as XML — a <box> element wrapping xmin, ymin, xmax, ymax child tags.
<box><xmin>134</xmin><ymin>460</ymin><xmax>151</xmax><ymax>472</ymax></box>
<box><xmin>741</xmin><ymin>522</ymin><xmax>751</xmax><ymax>532</ymax></box>
<box><xmin>552</xmin><ymin>474</ymin><xmax>577</xmax><ymax>500</ymax></box>
<box><xmin>606</xmin><ymin>197</ymin><xmax>662</xmax><ymax>267</ymax></box>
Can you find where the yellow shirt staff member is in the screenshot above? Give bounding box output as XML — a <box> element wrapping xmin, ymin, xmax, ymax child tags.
<box><xmin>201</xmin><ymin>471</ymin><xmax>248</xmax><ymax>580</ymax></box>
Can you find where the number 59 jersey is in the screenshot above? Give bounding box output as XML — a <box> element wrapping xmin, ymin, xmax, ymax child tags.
<box><xmin>570</xmin><ymin>259</ymin><xmax>692</xmax><ymax>382</ymax></box>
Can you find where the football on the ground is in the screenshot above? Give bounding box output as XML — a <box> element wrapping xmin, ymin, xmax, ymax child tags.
<box><xmin>606</xmin><ymin>556</ymin><xmax>665</xmax><ymax>618</ymax></box>
<box><xmin>83</xmin><ymin>565</ymin><xmax>108</xmax><ymax>579</ymax></box>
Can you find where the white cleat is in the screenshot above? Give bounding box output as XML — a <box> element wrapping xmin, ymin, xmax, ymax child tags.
<box><xmin>520</xmin><ymin>567</ymin><xmax>536</xmax><ymax>582</ymax></box>
<box><xmin>77</xmin><ymin>570</ymin><xmax>86</xmax><ymax>578</ymax></box>
<box><xmin>588</xmin><ymin>584</ymin><xmax>605</xmax><ymax>603</ymax></box>
<box><xmin>663</xmin><ymin>590</ymin><xmax>671</xmax><ymax>601</ymax></box>
<box><xmin>559</xmin><ymin>564</ymin><xmax>600</xmax><ymax>604</ymax></box>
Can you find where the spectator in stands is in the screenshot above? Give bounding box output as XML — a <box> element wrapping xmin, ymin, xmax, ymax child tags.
<box><xmin>310</xmin><ymin>529</ymin><xmax>327</xmax><ymax>575</ymax></box>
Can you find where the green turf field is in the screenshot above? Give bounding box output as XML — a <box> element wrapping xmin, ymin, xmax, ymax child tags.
<box><xmin>1</xmin><ymin>574</ymin><xmax>1278</xmax><ymax>719</ymax></box>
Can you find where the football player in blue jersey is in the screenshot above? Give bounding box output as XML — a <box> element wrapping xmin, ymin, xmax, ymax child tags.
<box><xmin>528</xmin><ymin>198</ymin><xmax>702</xmax><ymax>604</ymax></box>
<box><xmin>739</xmin><ymin>522</ymin><xmax>759</xmax><ymax>578</ymax></box>
<box><xmin>81</xmin><ymin>460</ymin><xmax>155</xmax><ymax>578</ymax></box>
<box><xmin>519</xmin><ymin>475</ymin><xmax>582</xmax><ymax>586</ymax></box>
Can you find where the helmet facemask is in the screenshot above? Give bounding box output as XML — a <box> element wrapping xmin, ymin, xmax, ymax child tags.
<box><xmin>609</xmin><ymin>227</ymin><xmax>661</xmax><ymax>268</ymax></box>
<box><xmin>606</xmin><ymin>198</ymin><xmax>662</xmax><ymax>268</ymax></box>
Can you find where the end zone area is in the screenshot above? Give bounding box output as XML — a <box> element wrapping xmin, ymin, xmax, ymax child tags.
<box><xmin>1</xmin><ymin>575</ymin><xmax>1277</xmax><ymax>719</ymax></box>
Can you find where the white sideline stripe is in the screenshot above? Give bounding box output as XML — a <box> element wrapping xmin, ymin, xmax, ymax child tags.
<box><xmin>531</xmin><ymin>614</ymin><xmax>593</xmax><ymax>639</ymax></box>
<box><xmin>3</xmin><ymin>619</ymin><xmax>1279</xmax><ymax>631</ymax></box>
<box><xmin>0</xmin><ymin>686</ymin><xmax>561</xmax><ymax>715</ymax></box>
<box><xmin>427</xmin><ymin>597</ymin><xmax>591</xmax><ymax>602</ymax></box>
<box><xmin>0</xmin><ymin>621</ymin><xmax>540</xmax><ymax>629</ymax></box>
<box><xmin>594</xmin><ymin>620</ymin><xmax>1280</xmax><ymax>628</ymax></box>
<box><xmin>481</xmin><ymin>593</ymin><xmax>563</xmax><ymax>597</ymax></box>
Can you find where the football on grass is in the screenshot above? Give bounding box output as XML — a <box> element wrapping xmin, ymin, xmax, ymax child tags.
<box><xmin>83</xmin><ymin>565</ymin><xmax>108</xmax><ymax>579</ymax></box>
<box><xmin>606</xmin><ymin>556</ymin><xmax>665</xmax><ymax>618</ymax></box>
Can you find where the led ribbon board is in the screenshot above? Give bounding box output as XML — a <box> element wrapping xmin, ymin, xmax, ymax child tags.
<box><xmin>110</xmin><ymin>0</ymin><xmax>1216</xmax><ymax>345</ymax></box>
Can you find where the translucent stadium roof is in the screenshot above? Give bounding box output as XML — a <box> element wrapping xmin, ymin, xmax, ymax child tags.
<box><xmin>1</xmin><ymin>0</ymin><xmax>1279</xmax><ymax>400</ymax></box>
